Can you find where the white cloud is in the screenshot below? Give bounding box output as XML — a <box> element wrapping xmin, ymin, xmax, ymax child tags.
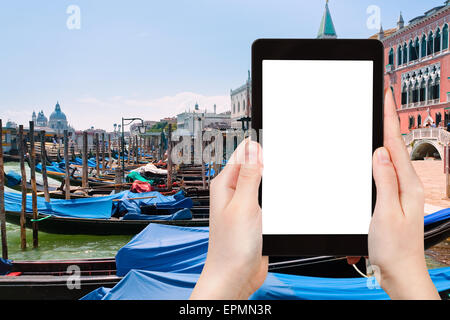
<box><xmin>65</xmin><ymin>92</ymin><xmax>230</xmax><ymax>131</ymax></box>
<box><xmin>0</xmin><ymin>92</ymin><xmax>231</xmax><ymax>131</ymax></box>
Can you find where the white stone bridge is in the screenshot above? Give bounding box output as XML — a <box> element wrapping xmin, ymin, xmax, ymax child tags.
<box><xmin>403</xmin><ymin>128</ymin><xmax>450</xmax><ymax>160</ymax></box>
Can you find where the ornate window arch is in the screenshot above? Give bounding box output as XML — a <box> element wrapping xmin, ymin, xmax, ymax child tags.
<box><xmin>403</xmin><ymin>43</ymin><xmax>408</xmax><ymax>64</ymax></box>
<box><xmin>434</xmin><ymin>27</ymin><xmax>441</xmax><ymax>53</ymax></box>
<box><xmin>408</xmin><ymin>40</ymin><xmax>414</xmax><ymax>62</ymax></box>
<box><xmin>443</xmin><ymin>24</ymin><xmax>449</xmax><ymax>50</ymax></box>
<box><xmin>413</xmin><ymin>37</ymin><xmax>420</xmax><ymax>61</ymax></box>
<box><xmin>421</xmin><ymin>34</ymin><xmax>427</xmax><ymax>58</ymax></box>
<box><xmin>418</xmin><ymin>114</ymin><xmax>422</xmax><ymax>127</ymax></box>
<box><xmin>401</xmin><ymin>83</ymin><xmax>408</xmax><ymax>105</ymax></box>
<box><xmin>427</xmin><ymin>31</ymin><xmax>434</xmax><ymax>55</ymax></box>
<box><xmin>397</xmin><ymin>45</ymin><xmax>403</xmax><ymax>65</ymax></box>
<box><xmin>436</xmin><ymin>112</ymin><xmax>442</xmax><ymax>126</ymax></box>
<box><xmin>388</xmin><ymin>48</ymin><xmax>394</xmax><ymax>65</ymax></box>
<box><xmin>237</xmin><ymin>101</ymin><xmax>240</xmax><ymax>113</ymax></box>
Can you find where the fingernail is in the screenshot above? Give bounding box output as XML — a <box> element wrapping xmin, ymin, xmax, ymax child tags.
<box><xmin>377</xmin><ymin>148</ymin><xmax>391</xmax><ymax>164</ymax></box>
<box><xmin>246</xmin><ymin>141</ymin><xmax>260</xmax><ymax>166</ymax></box>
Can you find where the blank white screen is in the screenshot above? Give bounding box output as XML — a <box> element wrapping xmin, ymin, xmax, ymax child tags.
<box><xmin>262</xmin><ymin>60</ymin><xmax>373</xmax><ymax>235</ymax></box>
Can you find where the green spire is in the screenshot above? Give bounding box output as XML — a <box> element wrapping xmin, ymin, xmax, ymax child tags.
<box><xmin>317</xmin><ymin>0</ymin><xmax>337</xmax><ymax>39</ymax></box>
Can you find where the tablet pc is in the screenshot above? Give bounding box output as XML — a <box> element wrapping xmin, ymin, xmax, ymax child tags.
<box><xmin>252</xmin><ymin>39</ymin><xmax>384</xmax><ymax>256</ymax></box>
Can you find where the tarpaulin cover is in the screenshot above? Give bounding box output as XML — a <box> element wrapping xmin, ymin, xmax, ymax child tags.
<box><xmin>122</xmin><ymin>208</ymin><xmax>192</xmax><ymax>221</ymax></box>
<box><xmin>424</xmin><ymin>207</ymin><xmax>450</xmax><ymax>225</ymax></box>
<box><xmin>112</xmin><ymin>208</ymin><xmax>450</xmax><ymax>277</ymax></box>
<box><xmin>0</xmin><ymin>258</ymin><xmax>12</xmax><ymax>276</ymax></box>
<box><xmin>5</xmin><ymin>171</ymin><xmax>21</xmax><ymax>187</ymax></box>
<box><xmin>4</xmin><ymin>192</ymin><xmax>115</xmax><ymax>219</ymax></box>
<box><xmin>81</xmin><ymin>267</ymin><xmax>450</xmax><ymax>300</ymax></box>
<box><xmin>36</xmin><ymin>162</ymin><xmax>65</xmax><ymax>174</ymax></box>
<box><xmin>115</xmin><ymin>224</ymin><xmax>208</xmax><ymax>277</ymax></box>
<box><xmin>112</xmin><ymin>190</ymin><xmax>193</xmax><ymax>217</ymax></box>
<box><xmin>4</xmin><ymin>190</ymin><xmax>193</xmax><ymax>220</ymax></box>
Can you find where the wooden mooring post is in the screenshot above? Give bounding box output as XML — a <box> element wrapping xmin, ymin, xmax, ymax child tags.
<box><xmin>95</xmin><ymin>133</ymin><xmax>100</xmax><ymax>176</ymax></box>
<box><xmin>101</xmin><ymin>133</ymin><xmax>106</xmax><ymax>175</ymax></box>
<box><xmin>40</xmin><ymin>131</ymin><xmax>50</xmax><ymax>202</ymax></box>
<box><xmin>135</xmin><ymin>135</ymin><xmax>138</xmax><ymax>164</ymax></box>
<box><xmin>29</xmin><ymin>121</ymin><xmax>38</xmax><ymax>248</ymax></box>
<box><xmin>445</xmin><ymin>143</ymin><xmax>449</xmax><ymax>198</ymax></box>
<box><xmin>64</xmin><ymin>130</ymin><xmax>71</xmax><ymax>200</ymax></box>
<box><xmin>167</xmin><ymin>124</ymin><xmax>173</xmax><ymax>190</ymax></box>
<box><xmin>82</xmin><ymin>131</ymin><xmax>89</xmax><ymax>189</ymax></box>
<box><xmin>108</xmin><ymin>134</ymin><xmax>113</xmax><ymax>169</ymax></box>
<box><xmin>18</xmin><ymin>125</ymin><xmax>27</xmax><ymax>249</ymax></box>
<box><xmin>0</xmin><ymin>120</ymin><xmax>8</xmax><ymax>259</ymax></box>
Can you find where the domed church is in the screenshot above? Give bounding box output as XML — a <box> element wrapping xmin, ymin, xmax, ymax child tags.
<box><xmin>32</xmin><ymin>101</ymin><xmax>72</xmax><ymax>134</ymax></box>
<box><xmin>48</xmin><ymin>101</ymin><xmax>69</xmax><ymax>133</ymax></box>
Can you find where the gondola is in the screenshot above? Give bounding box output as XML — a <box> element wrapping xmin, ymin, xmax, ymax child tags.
<box><xmin>0</xmin><ymin>256</ymin><xmax>398</xmax><ymax>300</ymax></box>
<box><xmin>0</xmin><ymin>258</ymin><xmax>120</xmax><ymax>300</ymax></box>
<box><xmin>5</xmin><ymin>210</ymin><xmax>209</xmax><ymax>235</ymax></box>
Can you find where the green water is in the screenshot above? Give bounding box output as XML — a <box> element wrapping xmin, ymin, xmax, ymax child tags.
<box><xmin>3</xmin><ymin>162</ymin><xmax>132</xmax><ymax>261</ymax></box>
<box><xmin>5</xmin><ymin>222</ymin><xmax>132</xmax><ymax>260</ymax></box>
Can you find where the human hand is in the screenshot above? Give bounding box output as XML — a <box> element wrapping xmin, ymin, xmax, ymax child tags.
<box><xmin>352</xmin><ymin>89</ymin><xmax>440</xmax><ymax>299</ymax></box>
<box><xmin>190</xmin><ymin>139</ymin><xmax>268</xmax><ymax>300</ymax></box>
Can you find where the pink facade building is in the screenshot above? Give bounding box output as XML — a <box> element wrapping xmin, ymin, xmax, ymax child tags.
<box><xmin>373</xmin><ymin>3</ymin><xmax>450</xmax><ymax>134</ymax></box>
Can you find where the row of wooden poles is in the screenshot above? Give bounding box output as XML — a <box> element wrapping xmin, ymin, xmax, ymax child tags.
<box><xmin>0</xmin><ymin>119</ymin><xmax>165</xmax><ymax>259</ymax></box>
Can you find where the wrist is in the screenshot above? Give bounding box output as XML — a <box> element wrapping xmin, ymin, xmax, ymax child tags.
<box><xmin>379</xmin><ymin>263</ymin><xmax>440</xmax><ymax>300</ymax></box>
<box><xmin>190</xmin><ymin>263</ymin><xmax>252</xmax><ymax>300</ymax></box>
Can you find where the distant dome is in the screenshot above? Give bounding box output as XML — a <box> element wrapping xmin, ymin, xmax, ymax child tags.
<box><xmin>36</xmin><ymin>110</ymin><xmax>48</xmax><ymax>126</ymax></box>
<box><xmin>49</xmin><ymin>102</ymin><xmax>67</xmax><ymax>121</ymax></box>
<box><xmin>5</xmin><ymin>120</ymin><xmax>17</xmax><ymax>129</ymax></box>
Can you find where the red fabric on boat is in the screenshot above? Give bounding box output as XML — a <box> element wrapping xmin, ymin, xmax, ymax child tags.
<box><xmin>130</xmin><ymin>180</ymin><xmax>154</xmax><ymax>193</ymax></box>
<box><xmin>6</xmin><ymin>272</ymin><xmax>22</xmax><ymax>277</ymax></box>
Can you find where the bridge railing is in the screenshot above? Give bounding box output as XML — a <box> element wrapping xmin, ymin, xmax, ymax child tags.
<box><xmin>403</xmin><ymin>128</ymin><xmax>450</xmax><ymax>146</ymax></box>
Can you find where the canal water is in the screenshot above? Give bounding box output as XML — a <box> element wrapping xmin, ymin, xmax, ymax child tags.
<box><xmin>3</xmin><ymin>162</ymin><xmax>132</xmax><ymax>260</ymax></box>
<box><xmin>2</xmin><ymin>162</ymin><xmax>449</xmax><ymax>268</ymax></box>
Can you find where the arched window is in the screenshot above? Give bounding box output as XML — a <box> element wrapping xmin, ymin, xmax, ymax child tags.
<box><xmin>397</xmin><ymin>46</ymin><xmax>402</xmax><ymax>65</ymax></box>
<box><xmin>445</xmin><ymin>111</ymin><xmax>449</xmax><ymax>126</ymax></box>
<box><xmin>436</xmin><ymin>112</ymin><xmax>442</xmax><ymax>126</ymax></box>
<box><xmin>443</xmin><ymin>24</ymin><xmax>449</xmax><ymax>50</ymax></box>
<box><xmin>414</xmin><ymin>38</ymin><xmax>420</xmax><ymax>60</ymax></box>
<box><xmin>418</xmin><ymin>114</ymin><xmax>422</xmax><ymax>127</ymax></box>
<box><xmin>433</xmin><ymin>77</ymin><xmax>440</xmax><ymax>100</ymax></box>
<box><xmin>237</xmin><ymin>102</ymin><xmax>240</xmax><ymax>112</ymax></box>
<box><xmin>419</xmin><ymin>79</ymin><xmax>426</xmax><ymax>102</ymax></box>
<box><xmin>233</xmin><ymin>104</ymin><xmax>235</xmax><ymax>114</ymax></box>
<box><xmin>401</xmin><ymin>84</ymin><xmax>407</xmax><ymax>105</ymax></box>
<box><xmin>427</xmin><ymin>79</ymin><xmax>433</xmax><ymax>100</ymax></box>
<box><xmin>243</xmin><ymin>100</ymin><xmax>246</xmax><ymax>111</ymax></box>
<box><xmin>421</xmin><ymin>35</ymin><xmax>427</xmax><ymax>58</ymax></box>
<box><xmin>434</xmin><ymin>28</ymin><xmax>441</xmax><ymax>53</ymax></box>
<box><xmin>409</xmin><ymin>116</ymin><xmax>415</xmax><ymax>129</ymax></box>
<box><xmin>408</xmin><ymin>40</ymin><xmax>414</xmax><ymax>62</ymax></box>
<box><xmin>388</xmin><ymin>48</ymin><xmax>394</xmax><ymax>65</ymax></box>
<box><xmin>427</xmin><ymin>31</ymin><xmax>433</xmax><ymax>55</ymax></box>
<box><xmin>403</xmin><ymin>44</ymin><xmax>408</xmax><ymax>64</ymax></box>
<box><xmin>412</xmin><ymin>82</ymin><xmax>419</xmax><ymax>103</ymax></box>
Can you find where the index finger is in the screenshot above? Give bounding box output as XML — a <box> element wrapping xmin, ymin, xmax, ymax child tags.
<box><xmin>383</xmin><ymin>89</ymin><xmax>422</xmax><ymax>194</ymax></box>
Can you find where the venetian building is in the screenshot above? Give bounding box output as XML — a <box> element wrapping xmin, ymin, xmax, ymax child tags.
<box><xmin>48</xmin><ymin>102</ymin><xmax>69</xmax><ymax>134</ymax></box>
<box><xmin>36</xmin><ymin>110</ymin><xmax>48</xmax><ymax>127</ymax></box>
<box><xmin>373</xmin><ymin>2</ymin><xmax>450</xmax><ymax>133</ymax></box>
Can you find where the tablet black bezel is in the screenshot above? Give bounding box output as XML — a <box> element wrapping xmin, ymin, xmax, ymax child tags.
<box><xmin>252</xmin><ymin>39</ymin><xmax>384</xmax><ymax>256</ymax></box>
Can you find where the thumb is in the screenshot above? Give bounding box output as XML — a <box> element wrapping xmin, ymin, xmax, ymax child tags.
<box><xmin>373</xmin><ymin>147</ymin><xmax>402</xmax><ymax>217</ymax></box>
<box><xmin>232</xmin><ymin>140</ymin><xmax>263</xmax><ymax>207</ymax></box>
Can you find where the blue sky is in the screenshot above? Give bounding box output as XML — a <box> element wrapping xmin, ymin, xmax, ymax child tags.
<box><xmin>0</xmin><ymin>0</ymin><xmax>446</xmax><ymax>130</ymax></box>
